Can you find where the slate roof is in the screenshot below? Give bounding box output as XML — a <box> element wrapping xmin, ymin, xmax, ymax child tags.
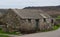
<box><xmin>12</xmin><ymin>9</ymin><xmax>51</xmax><ymax>19</ymax></box>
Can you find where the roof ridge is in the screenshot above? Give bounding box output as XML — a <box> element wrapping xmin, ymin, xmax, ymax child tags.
<box><xmin>12</xmin><ymin>9</ymin><xmax>22</xmax><ymax>18</ymax></box>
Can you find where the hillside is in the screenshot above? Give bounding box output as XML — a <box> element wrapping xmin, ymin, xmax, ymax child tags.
<box><xmin>23</xmin><ymin>5</ymin><xmax>60</xmax><ymax>17</ymax></box>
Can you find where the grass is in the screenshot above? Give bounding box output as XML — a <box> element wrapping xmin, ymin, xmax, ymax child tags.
<box><xmin>0</xmin><ymin>31</ymin><xmax>21</xmax><ymax>35</ymax></box>
<box><xmin>53</xmin><ymin>16</ymin><xmax>60</xmax><ymax>30</ymax></box>
<box><xmin>2</xmin><ymin>32</ymin><xmax>20</xmax><ymax>35</ymax></box>
<box><xmin>56</xmin><ymin>16</ymin><xmax>60</xmax><ymax>19</ymax></box>
<box><xmin>57</xmin><ymin>15</ymin><xmax>60</xmax><ymax>18</ymax></box>
<box><xmin>53</xmin><ymin>25</ymin><xmax>60</xmax><ymax>30</ymax></box>
<box><xmin>0</xmin><ymin>35</ymin><xmax>9</xmax><ymax>37</ymax></box>
<box><xmin>0</xmin><ymin>28</ymin><xmax>21</xmax><ymax>35</ymax></box>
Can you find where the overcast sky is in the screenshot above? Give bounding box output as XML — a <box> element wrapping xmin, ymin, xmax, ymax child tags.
<box><xmin>0</xmin><ymin>0</ymin><xmax>60</xmax><ymax>9</ymax></box>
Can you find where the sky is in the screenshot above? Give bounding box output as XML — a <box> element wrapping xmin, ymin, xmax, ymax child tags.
<box><xmin>0</xmin><ymin>0</ymin><xmax>60</xmax><ymax>9</ymax></box>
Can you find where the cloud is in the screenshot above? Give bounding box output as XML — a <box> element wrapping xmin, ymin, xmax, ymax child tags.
<box><xmin>0</xmin><ymin>0</ymin><xmax>60</xmax><ymax>8</ymax></box>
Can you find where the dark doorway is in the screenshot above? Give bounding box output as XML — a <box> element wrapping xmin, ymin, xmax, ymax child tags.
<box><xmin>51</xmin><ymin>19</ymin><xmax>53</xmax><ymax>23</ymax></box>
<box><xmin>28</xmin><ymin>19</ymin><xmax>31</xmax><ymax>23</ymax></box>
<box><xmin>44</xmin><ymin>18</ymin><xmax>46</xmax><ymax>22</ymax></box>
<box><xmin>35</xmin><ymin>19</ymin><xmax>39</xmax><ymax>30</ymax></box>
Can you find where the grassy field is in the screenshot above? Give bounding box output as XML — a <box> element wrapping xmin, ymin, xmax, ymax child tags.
<box><xmin>0</xmin><ymin>35</ymin><xmax>9</xmax><ymax>37</ymax></box>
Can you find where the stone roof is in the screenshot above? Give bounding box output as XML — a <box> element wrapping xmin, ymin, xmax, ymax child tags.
<box><xmin>12</xmin><ymin>9</ymin><xmax>51</xmax><ymax>19</ymax></box>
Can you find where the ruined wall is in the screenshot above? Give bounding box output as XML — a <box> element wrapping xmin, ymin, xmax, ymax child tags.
<box><xmin>19</xmin><ymin>19</ymin><xmax>37</xmax><ymax>32</ymax></box>
<box><xmin>20</xmin><ymin>18</ymin><xmax>54</xmax><ymax>32</ymax></box>
<box><xmin>39</xmin><ymin>18</ymin><xmax>54</xmax><ymax>31</ymax></box>
<box><xmin>0</xmin><ymin>10</ymin><xmax>22</xmax><ymax>32</ymax></box>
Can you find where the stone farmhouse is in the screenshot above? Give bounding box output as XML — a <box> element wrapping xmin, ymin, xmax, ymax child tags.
<box><xmin>0</xmin><ymin>9</ymin><xmax>55</xmax><ymax>33</ymax></box>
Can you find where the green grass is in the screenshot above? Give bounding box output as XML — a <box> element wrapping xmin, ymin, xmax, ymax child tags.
<box><xmin>0</xmin><ymin>35</ymin><xmax>9</xmax><ymax>37</ymax></box>
<box><xmin>53</xmin><ymin>16</ymin><xmax>60</xmax><ymax>30</ymax></box>
<box><xmin>57</xmin><ymin>16</ymin><xmax>60</xmax><ymax>18</ymax></box>
<box><xmin>0</xmin><ymin>31</ymin><xmax>21</xmax><ymax>35</ymax></box>
<box><xmin>53</xmin><ymin>25</ymin><xmax>60</xmax><ymax>30</ymax></box>
<box><xmin>0</xmin><ymin>28</ymin><xmax>21</xmax><ymax>35</ymax></box>
<box><xmin>56</xmin><ymin>16</ymin><xmax>60</xmax><ymax>19</ymax></box>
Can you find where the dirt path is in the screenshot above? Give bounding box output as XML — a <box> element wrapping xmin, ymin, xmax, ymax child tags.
<box><xmin>14</xmin><ymin>28</ymin><xmax>60</xmax><ymax>37</ymax></box>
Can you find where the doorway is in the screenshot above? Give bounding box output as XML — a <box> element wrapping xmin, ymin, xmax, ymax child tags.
<box><xmin>35</xmin><ymin>19</ymin><xmax>39</xmax><ymax>30</ymax></box>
